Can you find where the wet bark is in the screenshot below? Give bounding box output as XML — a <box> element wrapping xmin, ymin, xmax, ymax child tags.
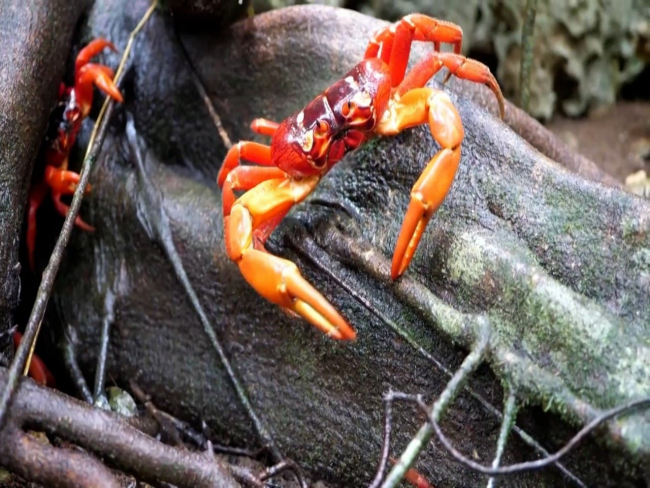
<box><xmin>0</xmin><ymin>0</ymin><xmax>88</xmax><ymax>365</ymax></box>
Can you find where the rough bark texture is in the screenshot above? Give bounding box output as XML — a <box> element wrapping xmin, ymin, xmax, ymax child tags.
<box><xmin>0</xmin><ymin>0</ymin><xmax>88</xmax><ymax>365</ymax></box>
<box><xmin>166</xmin><ymin>0</ymin><xmax>250</xmax><ymax>25</ymax></box>
<box><xmin>42</xmin><ymin>3</ymin><xmax>650</xmax><ymax>488</ymax></box>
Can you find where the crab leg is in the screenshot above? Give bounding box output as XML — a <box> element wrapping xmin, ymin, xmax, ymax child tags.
<box><xmin>74</xmin><ymin>38</ymin><xmax>118</xmax><ymax>77</ymax></box>
<box><xmin>224</xmin><ymin>173</ymin><xmax>356</xmax><ymax>340</ymax></box>
<box><xmin>74</xmin><ymin>38</ymin><xmax>122</xmax><ymax>117</ymax></box>
<box><xmin>44</xmin><ymin>164</ymin><xmax>95</xmax><ymax>230</ymax></box>
<box><xmin>376</xmin><ymin>87</ymin><xmax>464</xmax><ymax>279</ymax></box>
<box><xmin>365</xmin><ymin>14</ymin><xmax>464</xmax><ymax>85</ymax></box>
<box><xmin>76</xmin><ymin>64</ymin><xmax>123</xmax><ymax>117</ymax></box>
<box><xmin>217</xmin><ymin>141</ymin><xmax>274</xmax><ymax>187</ymax></box>
<box><xmin>26</xmin><ymin>182</ymin><xmax>48</xmax><ymax>270</ymax></box>
<box><xmin>397</xmin><ymin>51</ymin><xmax>505</xmax><ymax>119</ymax></box>
<box><xmin>250</xmin><ymin>118</ymin><xmax>279</xmax><ymax>137</ymax></box>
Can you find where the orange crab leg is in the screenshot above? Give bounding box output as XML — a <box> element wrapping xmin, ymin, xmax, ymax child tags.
<box><xmin>26</xmin><ymin>182</ymin><xmax>48</xmax><ymax>270</ymax></box>
<box><xmin>224</xmin><ymin>176</ymin><xmax>356</xmax><ymax>340</ymax></box>
<box><xmin>376</xmin><ymin>88</ymin><xmax>464</xmax><ymax>280</ymax></box>
<box><xmin>222</xmin><ymin>165</ymin><xmax>287</xmax><ymax>216</ymax></box>
<box><xmin>365</xmin><ymin>15</ymin><xmax>464</xmax><ymax>86</ymax></box>
<box><xmin>251</xmin><ymin>118</ymin><xmax>279</xmax><ymax>137</ymax></box>
<box><xmin>397</xmin><ymin>51</ymin><xmax>505</xmax><ymax>119</ymax></box>
<box><xmin>217</xmin><ymin>141</ymin><xmax>273</xmax><ymax>187</ymax></box>
<box><xmin>75</xmin><ymin>38</ymin><xmax>118</xmax><ymax>78</ymax></box>
<box><xmin>44</xmin><ymin>165</ymin><xmax>95</xmax><ymax>231</ymax></box>
<box><xmin>76</xmin><ymin>64</ymin><xmax>123</xmax><ymax>117</ymax></box>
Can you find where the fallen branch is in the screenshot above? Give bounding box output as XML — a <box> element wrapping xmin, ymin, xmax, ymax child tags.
<box><xmin>0</xmin><ymin>367</ymin><xmax>243</xmax><ymax>488</ymax></box>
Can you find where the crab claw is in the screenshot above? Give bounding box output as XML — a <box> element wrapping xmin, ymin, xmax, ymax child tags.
<box><xmin>77</xmin><ymin>64</ymin><xmax>123</xmax><ymax>117</ymax></box>
<box><xmin>74</xmin><ymin>37</ymin><xmax>124</xmax><ymax>117</ymax></box>
<box><xmin>233</xmin><ymin>228</ymin><xmax>356</xmax><ymax>341</ymax></box>
<box><xmin>75</xmin><ymin>38</ymin><xmax>118</xmax><ymax>78</ymax></box>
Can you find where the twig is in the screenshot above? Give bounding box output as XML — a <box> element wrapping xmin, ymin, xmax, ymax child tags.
<box><xmin>125</xmin><ymin>117</ymin><xmax>288</xmax><ymax>468</ymax></box>
<box><xmin>172</xmin><ymin>21</ymin><xmax>233</xmax><ymax>149</ymax></box>
<box><xmin>93</xmin><ymin>290</ymin><xmax>115</xmax><ymax>405</ymax></box>
<box><xmin>0</xmin><ymin>0</ymin><xmax>159</xmax><ymax>430</ymax></box>
<box><xmin>486</xmin><ymin>390</ymin><xmax>518</xmax><ymax>488</ymax></box>
<box><xmin>399</xmin><ymin>393</ymin><xmax>650</xmax><ymax>477</ymax></box>
<box><xmin>368</xmin><ymin>389</ymin><xmax>395</xmax><ymax>488</ymax></box>
<box><xmin>381</xmin><ymin>325</ymin><xmax>491</xmax><ymax>488</ymax></box>
<box><xmin>60</xmin><ymin>323</ymin><xmax>93</xmax><ymax>403</ymax></box>
<box><xmin>129</xmin><ymin>381</ymin><xmax>184</xmax><ymax>447</ymax></box>
<box><xmin>518</xmin><ymin>0</ymin><xmax>537</xmax><ymax>112</ymax></box>
<box><xmin>259</xmin><ymin>458</ymin><xmax>308</xmax><ymax>487</ymax></box>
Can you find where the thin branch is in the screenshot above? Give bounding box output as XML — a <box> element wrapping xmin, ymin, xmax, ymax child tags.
<box><xmin>486</xmin><ymin>390</ymin><xmax>518</xmax><ymax>488</ymax></box>
<box><xmin>60</xmin><ymin>323</ymin><xmax>93</xmax><ymax>403</ymax></box>
<box><xmin>124</xmin><ymin>117</ymin><xmax>284</xmax><ymax>464</ymax></box>
<box><xmin>259</xmin><ymin>459</ymin><xmax>308</xmax><ymax>488</ymax></box>
<box><xmin>368</xmin><ymin>389</ymin><xmax>395</xmax><ymax>488</ymax></box>
<box><xmin>0</xmin><ymin>0</ymin><xmax>159</xmax><ymax>430</ymax></box>
<box><xmin>398</xmin><ymin>394</ymin><xmax>650</xmax><ymax>477</ymax></box>
<box><xmin>518</xmin><ymin>0</ymin><xmax>537</xmax><ymax>112</ymax></box>
<box><xmin>93</xmin><ymin>290</ymin><xmax>115</xmax><ymax>405</ymax></box>
<box><xmin>381</xmin><ymin>325</ymin><xmax>491</xmax><ymax>488</ymax></box>
<box><xmin>172</xmin><ymin>19</ymin><xmax>233</xmax><ymax>149</ymax></box>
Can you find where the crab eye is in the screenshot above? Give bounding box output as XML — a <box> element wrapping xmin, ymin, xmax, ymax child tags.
<box><xmin>315</xmin><ymin>120</ymin><xmax>328</xmax><ymax>135</ymax></box>
<box><xmin>342</xmin><ymin>101</ymin><xmax>351</xmax><ymax>116</ymax></box>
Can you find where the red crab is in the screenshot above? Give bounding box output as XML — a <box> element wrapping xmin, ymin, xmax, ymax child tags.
<box><xmin>218</xmin><ymin>14</ymin><xmax>504</xmax><ymax>341</ymax></box>
<box><xmin>26</xmin><ymin>39</ymin><xmax>123</xmax><ymax>270</ymax></box>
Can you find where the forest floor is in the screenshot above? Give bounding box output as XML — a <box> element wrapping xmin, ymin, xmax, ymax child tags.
<box><xmin>547</xmin><ymin>101</ymin><xmax>650</xmax><ymax>189</ymax></box>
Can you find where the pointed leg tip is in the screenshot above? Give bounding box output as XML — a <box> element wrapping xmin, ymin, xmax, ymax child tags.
<box><xmin>335</xmin><ymin>323</ymin><xmax>357</xmax><ymax>341</ymax></box>
<box><xmin>391</xmin><ymin>255</ymin><xmax>406</xmax><ymax>281</ymax></box>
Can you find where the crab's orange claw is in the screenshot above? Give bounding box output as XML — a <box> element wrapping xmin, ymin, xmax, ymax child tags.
<box><xmin>77</xmin><ymin>64</ymin><xmax>123</xmax><ymax>116</ymax></box>
<box><xmin>75</xmin><ymin>38</ymin><xmax>118</xmax><ymax>77</ymax></box>
<box><xmin>237</xmin><ymin>247</ymin><xmax>356</xmax><ymax>340</ymax></box>
<box><xmin>87</xmin><ymin>65</ymin><xmax>123</xmax><ymax>103</ymax></box>
<box><xmin>44</xmin><ymin>166</ymin><xmax>88</xmax><ymax>195</ymax></box>
<box><xmin>224</xmin><ymin>173</ymin><xmax>355</xmax><ymax>341</ymax></box>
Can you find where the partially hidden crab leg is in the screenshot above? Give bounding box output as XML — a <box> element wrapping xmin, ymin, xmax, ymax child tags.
<box><xmin>365</xmin><ymin>14</ymin><xmax>464</xmax><ymax>83</ymax></box>
<box><xmin>250</xmin><ymin>118</ymin><xmax>279</xmax><ymax>137</ymax></box>
<box><xmin>376</xmin><ymin>87</ymin><xmax>465</xmax><ymax>280</ymax></box>
<box><xmin>221</xmin><ymin>151</ymin><xmax>356</xmax><ymax>341</ymax></box>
